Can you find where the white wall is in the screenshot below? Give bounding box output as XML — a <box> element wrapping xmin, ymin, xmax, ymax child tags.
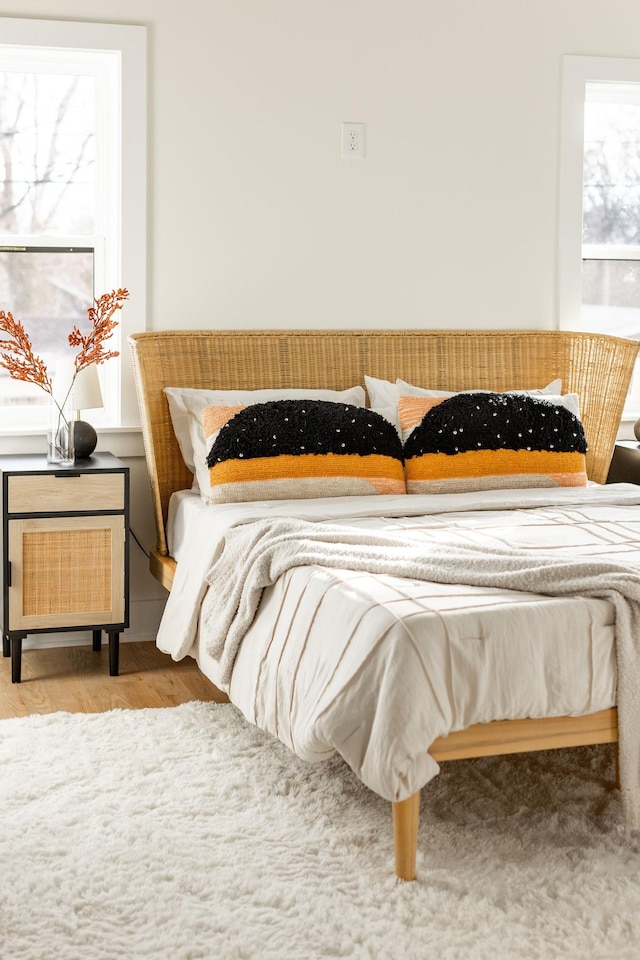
<box><xmin>3</xmin><ymin>0</ymin><xmax>640</xmax><ymax>642</ymax></box>
<box><xmin>149</xmin><ymin>0</ymin><xmax>640</xmax><ymax>332</ymax></box>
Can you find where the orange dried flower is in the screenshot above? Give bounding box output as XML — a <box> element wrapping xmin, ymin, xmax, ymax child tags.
<box><xmin>68</xmin><ymin>288</ymin><xmax>129</xmax><ymax>372</ymax></box>
<box><xmin>0</xmin><ymin>287</ymin><xmax>129</xmax><ymax>394</ymax></box>
<box><xmin>0</xmin><ymin>311</ymin><xmax>53</xmax><ymax>394</ymax></box>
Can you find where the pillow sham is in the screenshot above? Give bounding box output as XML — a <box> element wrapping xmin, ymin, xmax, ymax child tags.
<box><xmin>364</xmin><ymin>376</ymin><xmax>406</xmax><ymax>429</ymax></box>
<box><xmin>164</xmin><ymin>384</ymin><xmax>366</xmax><ymax>493</ymax></box>
<box><xmin>395</xmin><ymin>377</ymin><xmax>563</xmax><ymax>398</ymax></box>
<box><xmin>402</xmin><ymin>392</ymin><xmax>588</xmax><ymax>495</ymax></box>
<box><xmin>365</xmin><ymin>375</ymin><xmax>563</xmax><ymax>431</ymax></box>
<box><xmin>202</xmin><ymin>399</ymin><xmax>405</xmax><ymax>503</ymax></box>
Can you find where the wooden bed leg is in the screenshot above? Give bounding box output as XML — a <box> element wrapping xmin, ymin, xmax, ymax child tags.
<box><xmin>392</xmin><ymin>791</ymin><xmax>420</xmax><ymax>882</ymax></box>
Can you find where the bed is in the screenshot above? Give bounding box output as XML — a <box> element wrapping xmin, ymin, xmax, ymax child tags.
<box><xmin>129</xmin><ymin>328</ymin><xmax>640</xmax><ymax>881</ymax></box>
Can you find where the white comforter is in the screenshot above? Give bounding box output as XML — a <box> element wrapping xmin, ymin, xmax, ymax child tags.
<box><xmin>158</xmin><ymin>484</ymin><xmax>640</xmax><ymax>809</ymax></box>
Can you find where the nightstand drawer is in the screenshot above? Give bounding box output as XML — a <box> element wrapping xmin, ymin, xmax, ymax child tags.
<box><xmin>7</xmin><ymin>472</ymin><xmax>125</xmax><ymax>514</ymax></box>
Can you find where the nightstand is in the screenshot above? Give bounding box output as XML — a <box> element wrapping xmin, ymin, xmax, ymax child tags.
<box><xmin>0</xmin><ymin>452</ymin><xmax>129</xmax><ymax>683</ymax></box>
<box><xmin>607</xmin><ymin>440</ymin><xmax>640</xmax><ymax>484</ymax></box>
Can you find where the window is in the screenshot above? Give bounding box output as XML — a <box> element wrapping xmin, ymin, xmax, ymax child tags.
<box><xmin>559</xmin><ymin>56</ymin><xmax>640</xmax><ymax>416</ymax></box>
<box><xmin>0</xmin><ymin>248</ymin><xmax>94</xmax><ymax>422</ymax></box>
<box><xmin>582</xmin><ymin>83</ymin><xmax>640</xmax><ymax>339</ymax></box>
<box><xmin>0</xmin><ymin>18</ymin><xmax>146</xmax><ymax>434</ymax></box>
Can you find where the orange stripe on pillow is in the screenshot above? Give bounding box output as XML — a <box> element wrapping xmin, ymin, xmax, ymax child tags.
<box><xmin>406</xmin><ymin>448</ymin><xmax>587</xmax><ymax>482</ymax></box>
<box><xmin>209</xmin><ymin>452</ymin><xmax>405</xmax><ymax>486</ymax></box>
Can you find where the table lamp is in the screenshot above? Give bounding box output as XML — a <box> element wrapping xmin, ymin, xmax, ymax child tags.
<box><xmin>72</xmin><ymin>365</ymin><xmax>103</xmax><ymax>459</ymax></box>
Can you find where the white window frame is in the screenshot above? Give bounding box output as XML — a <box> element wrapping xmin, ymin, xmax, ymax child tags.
<box><xmin>558</xmin><ymin>55</ymin><xmax>640</xmax><ymax>418</ymax></box>
<box><xmin>0</xmin><ymin>17</ymin><xmax>146</xmax><ymax>446</ymax></box>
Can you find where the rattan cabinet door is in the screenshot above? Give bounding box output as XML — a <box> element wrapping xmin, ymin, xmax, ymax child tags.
<box><xmin>7</xmin><ymin>515</ymin><xmax>126</xmax><ymax>632</ymax></box>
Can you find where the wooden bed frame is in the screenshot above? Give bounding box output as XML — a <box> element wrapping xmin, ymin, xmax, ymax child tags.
<box><xmin>129</xmin><ymin>328</ymin><xmax>639</xmax><ymax>881</ymax></box>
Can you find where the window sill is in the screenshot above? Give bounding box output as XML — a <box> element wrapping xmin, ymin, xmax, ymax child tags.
<box><xmin>0</xmin><ymin>427</ymin><xmax>145</xmax><ymax>459</ymax></box>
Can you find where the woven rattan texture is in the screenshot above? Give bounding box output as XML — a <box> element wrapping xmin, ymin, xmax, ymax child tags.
<box><xmin>22</xmin><ymin>529</ymin><xmax>112</xmax><ymax>616</ymax></box>
<box><xmin>129</xmin><ymin>329</ymin><xmax>639</xmax><ymax>556</ymax></box>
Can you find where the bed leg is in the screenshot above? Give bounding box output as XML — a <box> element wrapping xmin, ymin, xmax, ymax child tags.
<box><xmin>392</xmin><ymin>791</ymin><xmax>420</xmax><ymax>882</ymax></box>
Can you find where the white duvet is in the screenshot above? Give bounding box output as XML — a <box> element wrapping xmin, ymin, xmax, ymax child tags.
<box><xmin>159</xmin><ymin>483</ymin><xmax>640</xmax><ymax>807</ymax></box>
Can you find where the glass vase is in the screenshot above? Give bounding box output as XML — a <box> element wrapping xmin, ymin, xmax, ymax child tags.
<box><xmin>47</xmin><ymin>382</ymin><xmax>75</xmax><ymax>466</ymax></box>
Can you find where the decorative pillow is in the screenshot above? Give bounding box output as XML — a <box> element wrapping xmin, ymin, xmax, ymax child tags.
<box><xmin>402</xmin><ymin>392</ymin><xmax>588</xmax><ymax>494</ymax></box>
<box><xmin>398</xmin><ymin>391</ymin><xmax>581</xmax><ymax>443</ymax></box>
<box><xmin>365</xmin><ymin>375</ymin><xmax>562</xmax><ymax>431</ymax></box>
<box><xmin>164</xmin><ymin>384</ymin><xmax>366</xmax><ymax>493</ymax></box>
<box><xmin>202</xmin><ymin>399</ymin><xmax>405</xmax><ymax>503</ymax></box>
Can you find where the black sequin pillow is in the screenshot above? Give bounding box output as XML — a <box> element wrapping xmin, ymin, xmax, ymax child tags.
<box><xmin>401</xmin><ymin>392</ymin><xmax>588</xmax><ymax>494</ymax></box>
<box><xmin>202</xmin><ymin>399</ymin><xmax>406</xmax><ymax>503</ymax></box>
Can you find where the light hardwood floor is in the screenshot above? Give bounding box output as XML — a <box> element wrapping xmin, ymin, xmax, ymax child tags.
<box><xmin>0</xmin><ymin>640</ymin><xmax>228</xmax><ymax>719</ymax></box>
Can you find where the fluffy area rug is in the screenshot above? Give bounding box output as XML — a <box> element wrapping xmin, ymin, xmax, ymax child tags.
<box><xmin>1</xmin><ymin>702</ymin><xmax>640</xmax><ymax>960</ymax></box>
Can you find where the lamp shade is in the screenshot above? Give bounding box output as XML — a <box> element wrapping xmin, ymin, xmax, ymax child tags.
<box><xmin>71</xmin><ymin>365</ymin><xmax>103</xmax><ymax>459</ymax></box>
<box><xmin>72</xmin><ymin>364</ymin><xmax>103</xmax><ymax>414</ymax></box>
<box><xmin>51</xmin><ymin>358</ymin><xmax>77</xmax><ymax>405</ymax></box>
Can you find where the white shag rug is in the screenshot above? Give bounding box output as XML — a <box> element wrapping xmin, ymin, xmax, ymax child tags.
<box><xmin>1</xmin><ymin>702</ymin><xmax>639</xmax><ymax>960</ymax></box>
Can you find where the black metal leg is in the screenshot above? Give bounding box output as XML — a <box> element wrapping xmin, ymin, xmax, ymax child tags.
<box><xmin>92</xmin><ymin>629</ymin><xmax>102</xmax><ymax>652</ymax></box>
<box><xmin>2</xmin><ymin>634</ymin><xmax>9</xmax><ymax>658</ymax></box>
<box><xmin>108</xmin><ymin>632</ymin><xmax>120</xmax><ymax>676</ymax></box>
<box><xmin>11</xmin><ymin>636</ymin><xmax>22</xmax><ymax>683</ymax></box>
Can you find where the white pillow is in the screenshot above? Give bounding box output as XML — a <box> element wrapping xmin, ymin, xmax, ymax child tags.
<box><xmin>164</xmin><ymin>384</ymin><xmax>366</xmax><ymax>494</ymax></box>
<box><xmin>364</xmin><ymin>376</ymin><xmax>402</xmax><ymax>413</ymax></box>
<box><xmin>365</xmin><ymin>375</ymin><xmax>563</xmax><ymax>432</ymax></box>
<box><xmin>396</xmin><ymin>377</ymin><xmax>563</xmax><ymax>398</ymax></box>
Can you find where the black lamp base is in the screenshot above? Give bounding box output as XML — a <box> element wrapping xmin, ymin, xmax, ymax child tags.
<box><xmin>73</xmin><ymin>420</ymin><xmax>98</xmax><ymax>460</ymax></box>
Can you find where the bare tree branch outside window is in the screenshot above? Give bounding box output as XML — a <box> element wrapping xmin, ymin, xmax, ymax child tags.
<box><xmin>581</xmin><ymin>96</ymin><xmax>640</xmax><ymax>343</ymax></box>
<box><xmin>0</xmin><ymin>71</ymin><xmax>96</xmax><ymax>404</ymax></box>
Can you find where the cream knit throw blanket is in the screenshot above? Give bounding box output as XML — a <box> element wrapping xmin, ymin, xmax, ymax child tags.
<box><xmin>203</xmin><ymin>517</ymin><xmax>640</xmax><ymax>828</ymax></box>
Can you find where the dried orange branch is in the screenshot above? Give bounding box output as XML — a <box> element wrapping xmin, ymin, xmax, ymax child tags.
<box><xmin>68</xmin><ymin>288</ymin><xmax>129</xmax><ymax>372</ymax></box>
<box><xmin>0</xmin><ymin>310</ymin><xmax>53</xmax><ymax>394</ymax></box>
<box><xmin>0</xmin><ymin>287</ymin><xmax>129</xmax><ymax>392</ymax></box>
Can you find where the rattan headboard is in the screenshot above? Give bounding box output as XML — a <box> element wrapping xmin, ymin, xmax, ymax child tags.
<box><xmin>129</xmin><ymin>329</ymin><xmax>639</xmax><ymax>557</ymax></box>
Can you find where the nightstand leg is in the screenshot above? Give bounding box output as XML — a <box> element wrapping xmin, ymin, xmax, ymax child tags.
<box><xmin>108</xmin><ymin>632</ymin><xmax>120</xmax><ymax>676</ymax></box>
<box><xmin>2</xmin><ymin>635</ymin><xmax>9</xmax><ymax>658</ymax></box>
<box><xmin>92</xmin><ymin>630</ymin><xmax>102</xmax><ymax>652</ymax></box>
<box><xmin>11</xmin><ymin>636</ymin><xmax>22</xmax><ymax>683</ymax></box>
